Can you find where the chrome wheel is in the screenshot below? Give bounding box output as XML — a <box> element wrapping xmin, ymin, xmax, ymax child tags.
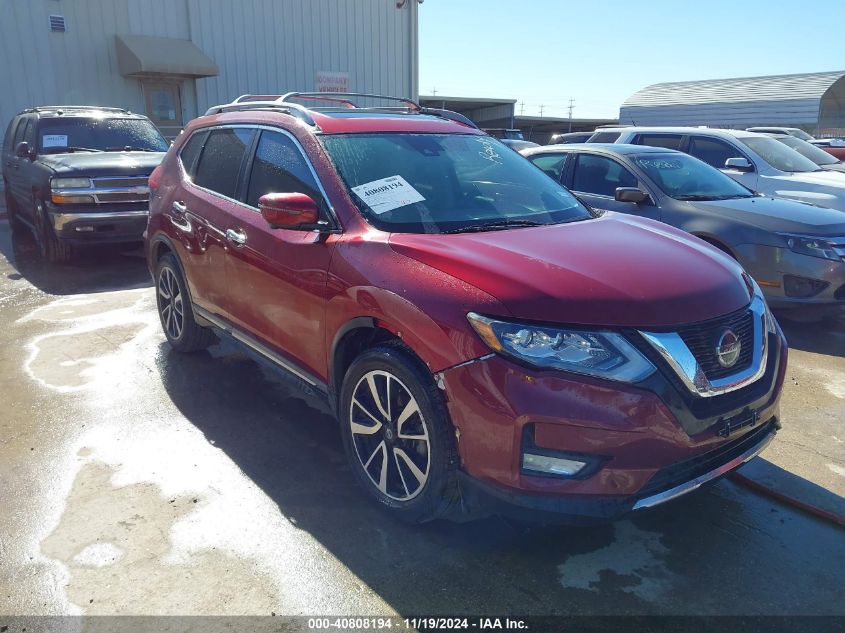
<box><xmin>158</xmin><ymin>267</ymin><xmax>184</xmax><ymax>340</ymax></box>
<box><xmin>349</xmin><ymin>370</ymin><xmax>431</xmax><ymax>501</ymax></box>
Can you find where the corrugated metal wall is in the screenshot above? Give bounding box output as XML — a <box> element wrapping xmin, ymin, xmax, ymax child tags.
<box><xmin>0</xmin><ymin>0</ymin><xmax>418</xmax><ymax>138</ymax></box>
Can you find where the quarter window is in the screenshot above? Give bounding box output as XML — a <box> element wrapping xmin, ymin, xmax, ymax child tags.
<box><xmin>572</xmin><ymin>154</ymin><xmax>638</xmax><ymax>197</ymax></box>
<box><xmin>634</xmin><ymin>134</ymin><xmax>683</xmax><ymax>150</ymax></box>
<box><xmin>193</xmin><ymin>128</ymin><xmax>254</xmax><ymax>198</ymax></box>
<box><xmin>688</xmin><ymin>137</ymin><xmax>743</xmax><ymax>169</ymax></box>
<box><xmin>245</xmin><ymin>131</ymin><xmax>322</xmax><ymax>209</ymax></box>
<box><xmin>530</xmin><ymin>154</ymin><xmax>568</xmax><ymax>182</ymax></box>
<box><xmin>179</xmin><ymin>130</ymin><xmax>208</xmax><ymax>180</ymax></box>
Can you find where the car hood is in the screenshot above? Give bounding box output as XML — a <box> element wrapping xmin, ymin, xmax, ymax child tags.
<box><xmin>821</xmin><ymin>163</ymin><xmax>845</xmax><ymax>173</ymax></box>
<box><xmin>388</xmin><ymin>214</ymin><xmax>750</xmax><ymax>328</ymax></box>
<box><xmin>770</xmin><ymin>169</ymin><xmax>845</xmax><ymax>189</ymax></box>
<box><xmin>38</xmin><ymin>151</ymin><xmax>164</xmax><ymax>176</ymax></box>
<box><xmin>691</xmin><ymin>196</ymin><xmax>845</xmax><ymax>235</ymax></box>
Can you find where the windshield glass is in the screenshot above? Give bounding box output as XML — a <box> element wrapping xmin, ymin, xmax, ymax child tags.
<box><xmin>777</xmin><ymin>136</ymin><xmax>839</xmax><ymax>165</ymax></box>
<box><xmin>740</xmin><ymin>136</ymin><xmax>821</xmax><ymax>173</ymax></box>
<box><xmin>633</xmin><ymin>152</ymin><xmax>754</xmax><ymax>200</ymax></box>
<box><xmin>788</xmin><ymin>129</ymin><xmax>814</xmax><ymax>141</ymax></box>
<box><xmin>37</xmin><ymin>117</ymin><xmax>168</xmax><ymax>153</ymax></box>
<box><xmin>321</xmin><ymin>133</ymin><xmax>592</xmax><ymax>234</ymax></box>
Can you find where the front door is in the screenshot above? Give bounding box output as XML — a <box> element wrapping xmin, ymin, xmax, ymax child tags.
<box><xmin>223</xmin><ymin>128</ymin><xmax>335</xmax><ymax>380</ymax></box>
<box><xmin>568</xmin><ymin>152</ymin><xmax>661</xmax><ymax>222</ymax></box>
<box><xmin>142</xmin><ymin>80</ymin><xmax>183</xmax><ymax>140</ymax></box>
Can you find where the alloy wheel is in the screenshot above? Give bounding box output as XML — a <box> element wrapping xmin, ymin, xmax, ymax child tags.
<box><xmin>349</xmin><ymin>370</ymin><xmax>431</xmax><ymax>501</ymax></box>
<box><xmin>158</xmin><ymin>267</ymin><xmax>184</xmax><ymax>340</ymax></box>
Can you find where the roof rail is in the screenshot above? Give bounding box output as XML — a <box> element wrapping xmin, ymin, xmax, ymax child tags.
<box><xmin>24</xmin><ymin>105</ymin><xmax>131</xmax><ymax>115</ymax></box>
<box><xmin>206</xmin><ymin>92</ymin><xmax>479</xmax><ymax>130</ymax></box>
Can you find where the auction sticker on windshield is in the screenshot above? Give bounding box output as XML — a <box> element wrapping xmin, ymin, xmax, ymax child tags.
<box><xmin>352</xmin><ymin>175</ymin><xmax>425</xmax><ymax>214</ymax></box>
<box><xmin>42</xmin><ymin>134</ymin><xmax>68</xmax><ymax>148</ymax></box>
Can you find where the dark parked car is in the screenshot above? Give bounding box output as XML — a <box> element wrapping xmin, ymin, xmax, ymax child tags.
<box><xmin>522</xmin><ymin>144</ymin><xmax>845</xmax><ymax>312</ymax></box>
<box><xmin>500</xmin><ymin>139</ymin><xmax>539</xmax><ymax>152</ymax></box>
<box><xmin>549</xmin><ymin>132</ymin><xmax>592</xmax><ymax>144</ymax></box>
<box><xmin>2</xmin><ymin>106</ymin><xmax>167</xmax><ymax>262</ymax></box>
<box><xmin>146</xmin><ymin>92</ymin><xmax>785</xmax><ymax>524</ymax></box>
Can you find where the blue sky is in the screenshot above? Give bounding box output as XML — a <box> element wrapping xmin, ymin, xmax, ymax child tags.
<box><xmin>419</xmin><ymin>0</ymin><xmax>844</xmax><ymax>119</ymax></box>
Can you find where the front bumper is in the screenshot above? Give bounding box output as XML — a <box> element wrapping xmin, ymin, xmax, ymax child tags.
<box><xmin>47</xmin><ymin>202</ymin><xmax>148</xmax><ymax>244</ymax></box>
<box><xmin>735</xmin><ymin>243</ymin><xmax>845</xmax><ymax>307</ymax></box>
<box><xmin>439</xmin><ymin>323</ymin><xmax>787</xmax><ymax>521</ymax></box>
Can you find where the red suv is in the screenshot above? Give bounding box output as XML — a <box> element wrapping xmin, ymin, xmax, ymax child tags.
<box><xmin>145</xmin><ymin>93</ymin><xmax>787</xmax><ymax>523</ymax></box>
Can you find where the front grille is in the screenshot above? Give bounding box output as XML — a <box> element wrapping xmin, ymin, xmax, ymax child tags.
<box><xmin>92</xmin><ymin>176</ymin><xmax>148</xmax><ymax>188</ymax></box>
<box><xmin>637</xmin><ymin>419</ymin><xmax>776</xmax><ymax>498</ymax></box>
<box><xmin>95</xmin><ymin>192</ymin><xmax>149</xmax><ymax>203</ymax></box>
<box><xmin>675</xmin><ymin>306</ymin><xmax>754</xmax><ymax>380</ymax></box>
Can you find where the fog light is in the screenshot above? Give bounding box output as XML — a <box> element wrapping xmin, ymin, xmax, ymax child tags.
<box><xmin>522</xmin><ymin>452</ymin><xmax>587</xmax><ymax>476</ymax></box>
<box><xmin>783</xmin><ymin>275</ymin><xmax>829</xmax><ymax>298</ymax></box>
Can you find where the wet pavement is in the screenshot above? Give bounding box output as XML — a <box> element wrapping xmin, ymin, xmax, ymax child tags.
<box><xmin>0</xmin><ymin>216</ymin><xmax>843</xmax><ymax>620</ymax></box>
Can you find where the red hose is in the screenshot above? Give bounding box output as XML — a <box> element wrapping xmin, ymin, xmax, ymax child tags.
<box><xmin>729</xmin><ymin>472</ymin><xmax>845</xmax><ymax>528</ymax></box>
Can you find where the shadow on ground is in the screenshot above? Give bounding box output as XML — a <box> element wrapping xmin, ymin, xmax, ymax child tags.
<box><xmin>155</xmin><ymin>339</ymin><xmax>845</xmax><ymax>618</ymax></box>
<box><xmin>0</xmin><ymin>221</ymin><xmax>152</xmax><ymax>295</ymax></box>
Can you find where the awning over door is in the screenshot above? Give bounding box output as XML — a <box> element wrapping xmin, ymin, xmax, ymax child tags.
<box><xmin>115</xmin><ymin>34</ymin><xmax>218</xmax><ymax>78</ymax></box>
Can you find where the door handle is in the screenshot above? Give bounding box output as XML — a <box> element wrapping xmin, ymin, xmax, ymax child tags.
<box><xmin>171</xmin><ymin>200</ymin><xmax>187</xmax><ymax>214</ymax></box>
<box><xmin>225</xmin><ymin>228</ymin><xmax>247</xmax><ymax>246</ymax></box>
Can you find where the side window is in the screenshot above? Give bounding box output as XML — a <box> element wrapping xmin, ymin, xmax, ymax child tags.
<box><xmin>13</xmin><ymin>118</ymin><xmax>30</xmax><ymax>147</ymax></box>
<box><xmin>178</xmin><ymin>130</ymin><xmax>208</xmax><ymax>180</ymax></box>
<box><xmin>589</xmin><ymin>131</ymin><xmax>621</xmax><ymax>143</ymax></box>
<box><xmin>193</xmin><ymin>128</ymin><xmax>254</xmax><ymax>198</ymax></box>
<box><xmin>245</xmin><ymin>130</ymin><xmax>322</xmax><ymax>209</ymax></box>
<box><xmin>529</xmin><ymin>154</ymin><xmax>568</xmax><ymax>182</ymax></box>
<box><xmin>634</xmin><ymin>134</ymin><xmax>683</xmax><ymax>150</ymax></box>
<box><xmin>688</xmin><ymin>136</ymin><xmax>742</xmax><ymax>169</ymax></box>
<box><xmin>572</xmin><ymin>154</ymin><xmax>638</xmax><ymax>197</ymax></box>
<box><xmin>4</xmin><ymin>118</ymin><xmax>19</xmax><ymax>152</ymax></box>
<box><xmin>23</xmin><ymin>119</ymin><xmax>36</xmax><ymax>145</ymax></box>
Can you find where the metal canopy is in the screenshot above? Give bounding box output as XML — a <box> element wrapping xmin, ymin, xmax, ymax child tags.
<box><xmin>115</xmin><ymin>34</ymin><xmax>218</xmax><ymax>78</ymax></box>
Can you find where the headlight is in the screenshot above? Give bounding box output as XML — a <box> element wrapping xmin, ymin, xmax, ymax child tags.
<box><xmin>778</xmin><ymin>233</ymin><xmax>842</xmax><ymax>262</ymax></box>
<box><xmin>51</xmin><ymin>177</ymin><xmax>92</xmax><ymax>189</ymax></box>
<box><xmin>467</xmin><ymin>313</ymin><xmax>656</xmax><ymax>383</ymax></box>
<box><xmin>748</xmin><ymin>277</ymin><xmax>778</xmax><ymax>335</ymax></box>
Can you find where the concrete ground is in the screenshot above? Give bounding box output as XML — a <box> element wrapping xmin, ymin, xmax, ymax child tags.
<box><xmin>0</xmin><ymin>214</ymin><xmax>843</xmax><ymax>621</ymax></box>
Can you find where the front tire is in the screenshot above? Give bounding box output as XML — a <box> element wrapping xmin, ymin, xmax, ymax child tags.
<box><xmin>339</xmin><ymin>344</ymin><xmax>459</xmax><ymax>523</ymax></box>
<box><xmin>34</xmin><ymin>198</ymin><xmax>72</xmax><ymax>263</ymax></box>
<box><xmin>155</xmin><ymin>253</ymin><xmax>216</xmax><ymax>352</ymax></box>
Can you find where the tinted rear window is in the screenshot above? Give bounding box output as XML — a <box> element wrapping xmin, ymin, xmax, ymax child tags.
<box><xmin>635</xmin><ymin>134</ymin><xmax>683</xmax><ymax>150</ymax></box>
<box><xmin>179</xmin><ymin>130</ymin><xmax>208</xmax><ymax>180</ymax></box>
<box><xmin>588</xmin><ymin>131</ymin><xmax>621</xmax><ymax>143</ymax></box>
<box><xmin>194</xmin><ymin>128</ymin><xmax>254</xmax><ymax>198</ymax></box>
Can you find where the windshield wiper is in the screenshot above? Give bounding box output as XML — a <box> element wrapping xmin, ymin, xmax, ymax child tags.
<box><xmin>675</xmin><ymin>194</ymin><xmax>718</xmax><ymax>201</ymax></box>
<box><xmin>42</xmin><ymin>146</ymin><xmax>103</xmax><ymax>153</ymax></box>
<box><xmin>104</xmin><ymin>145</ymin><xmax>158</xmax><ymax>152</ymax></box>
<box><xmin>442</xmin><ymin>219</ymin><xmax>545</xmax><ymax>234</ymax></box>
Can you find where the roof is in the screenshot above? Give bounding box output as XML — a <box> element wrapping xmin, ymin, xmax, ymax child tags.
<box><xmin>524</xmin><ymin>143</ymin><xmax>681</xmax><ymax>156</ymax></box>
<box><xmin>623</xmin><ymin>71</ymin><xmax>845</xmax><ymax>107</ymax></box>
<box><xmin>115</xmin><ymin>34</ymin><xmax>218</xmax><ymax>78</ymax></box>
<box><xmin>21</xmin><ymin>105</ymin><xmax>143</xmax><ymax>119</ymax></box>
<box><xmin>610</xmin><ymin>126</ymin><xmax>762</xmax><ymax>139</ymax></box>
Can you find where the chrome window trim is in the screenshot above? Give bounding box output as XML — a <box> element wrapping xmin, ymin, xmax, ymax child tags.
<box><xmin>179</xmin><ymin>123</ymin><xmax>341</xmax><ymax>230</ymax></box>
<box><xmin>638</xmin><ymin>296</ymin><xmax>768</xmax><ymax>398</ymax></box>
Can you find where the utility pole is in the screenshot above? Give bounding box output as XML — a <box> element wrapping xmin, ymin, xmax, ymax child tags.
<box><xmin>431</xmin><ymin>87</ymin><xmax>437</xmax><ymax>96</ymax></box>
<box><xmin>519</xmin><ymin>101</ymin><xmax>525</xmax><ymax>116</ymax></box>
<box><xmin>567</xmin><ymin>98</ymin><xmax>575</xmax><ymax>132</ymax></box>
<box><xmin>539</xmin><ymin>104</ymin><xmax>545</xmax><ymax>117</ymax></box>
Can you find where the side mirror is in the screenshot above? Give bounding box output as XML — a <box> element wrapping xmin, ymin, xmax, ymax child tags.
<box><xmin>15</xmin><ymin>141</ymin><xmax>33</xmax><ymax>159</ymax></box>
<box><xmin>258</xmin><ymin>192</ymin><xmax>320</xmax><ymax>229</ymax></box>
<box><xmin>615</xmin><ymin>187</ymin><xmax>649</xmax><ymax>204</ymax></box>
<box><xmin>724</xmin><ymin>157</ymin><xmax>754</xmax><ymax>172</ymax></box>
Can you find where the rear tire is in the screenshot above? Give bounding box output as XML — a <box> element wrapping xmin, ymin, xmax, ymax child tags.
<box><xmin>339</xmin><ymin>343</ymin><xmax>460</xmax><ymax>523</ymax></box>
<box><xmin>155</xmin><ymin>253</ymin><xmax>216</xmax><ymax>352</ymax></box>
<box><xmin>34</xmin><ymin>198</ymin><xmax>72</xmax><ymax>264</ymax></box>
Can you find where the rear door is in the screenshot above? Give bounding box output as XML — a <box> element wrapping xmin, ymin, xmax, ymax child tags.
<box><xmin>568</xmin><ymin>152</ymin><xmax>661</xmax><ymax>221</ymax></box>
<box><xmin>175</xmin><ymin>126</ymin><xmax>255</xmax><ymax>317</ymax></box>
<box><xmin>7</xmin><ymin>116</ymin><xmax>32</xmax><ymax>212</ymax></box>
<box><xmin>222</xmin><ymin>128</ymin><xmax>336</xmax><ymax>380</ymax></box>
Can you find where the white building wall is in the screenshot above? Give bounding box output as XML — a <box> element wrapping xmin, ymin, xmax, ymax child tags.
<box><xmin>0</xmin><ymin>0</ymin><xmax>418</xmax><ymax>136</ymax></box>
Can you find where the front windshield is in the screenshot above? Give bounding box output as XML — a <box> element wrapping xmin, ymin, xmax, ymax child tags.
<box><xmin>322</xmin><ymin>133</ymin><xmax>592</xmax><ymax>234</ymax></box>
<box><xmin>788</xmin><ymin>129</ymin><xmax>814</xmax><ymax>141</ymax></box>
<box><xmin>633</xmin><ymin>153</ymin><xmax>754</xmax><ymax>201</ymax></box>
<box><xmin>37</xmin><ymin>117</ymin><xmax>168</xmax><ymax>153</ymax></box>
<box><xmin>740</xmin><ymin>136</ymin><xmax>821</xmax><ymax>173</ymax></box>
<box><xmin>777</xmin><ymin>136</ymin><xmax>839</xmax><ymax>166</ymax></box>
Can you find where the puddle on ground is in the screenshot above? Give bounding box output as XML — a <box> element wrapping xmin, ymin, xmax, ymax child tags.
<box><xmin>557</xmin><ymin>520</ymin><xmax>677</xmax><ymax>603</ymax></box>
